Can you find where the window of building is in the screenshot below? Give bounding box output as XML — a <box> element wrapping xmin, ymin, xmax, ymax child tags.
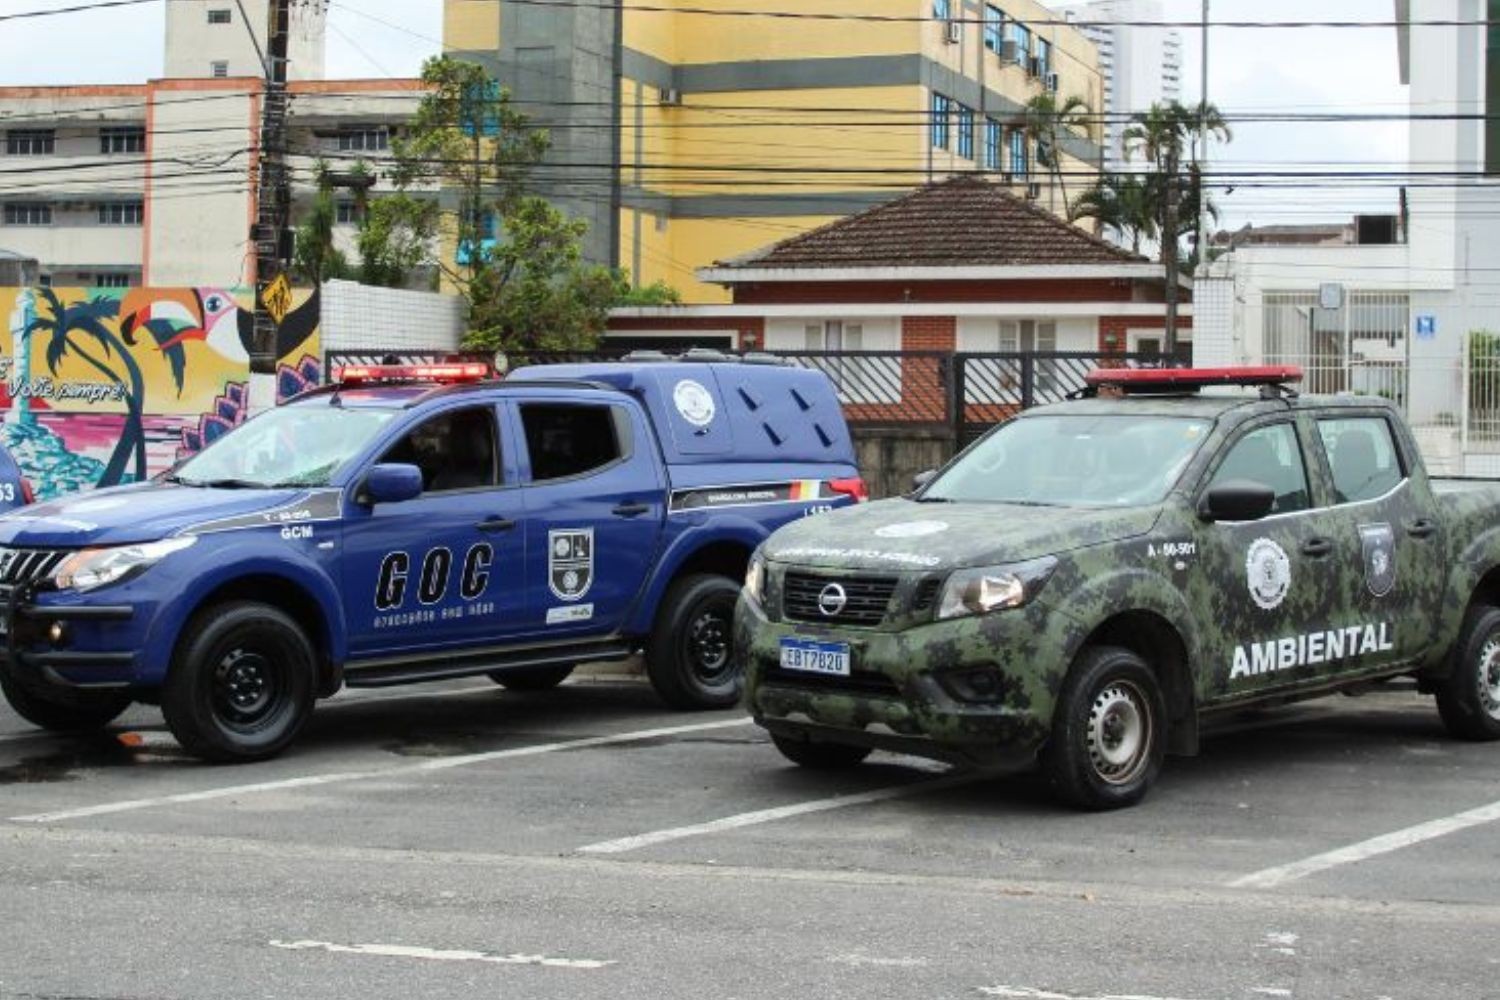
<box><xmin>1012</xmin><ymin>21</ymin><xmax>1032</xmax><ymax>62</ymax></box>
<box><xmin>1317</xmin><ymin>417</ymin><xmax>1405</xmax><ymax>504</ymax></box>
<box><xmin>97</xmin><ymin>202</ymin><xmax>145</xmax><ymax>226</ymax></box>
<box><xmin>1009</xmin><ymin>128</ymin><xmax>1028</xmax><ymax>177</ymax></box>
<box><xmin>211</xmin><ymin>61</ymin><xmax>229</xmax><ymax>78</ymax></box>
<box><xmin>93</xmin><ymin>274</ymin><xmax>132</xmax><ymax>288</ymax></box>
<box><xmin>933</xmin><ymin>0</ymin><xmax>951</xmax><ymax>19</ymax></box>
<box><xmin>1207</xmin><ymin>423</ymin><xmax>1311</xmax><ymax>515</ymax></box>
<box><xmin>207</xmin><ymin>8</ymin><xmax>232</xmax><ymax>23</ymax></box>
<box><xmin>520</xmin><ymin>404</ymin><xmax>623</xmax><ymax>482</ymax></box>
<box><xmin>1037</xmin><ymin>37</ymin><xmax>1053</xmax><ymax>79</ymax></box>
<box><xmin>337</xmin><ymin>127</ymin><xmax>390</xmax><ymax>152</ymax></box>
<box><xmin>956</xmin><ymin>104</ymin><xmax>975</xmax><ymax>159</ymax></box>
<box><xmin>99</xmin><ymin>126</ymin><xmax>145</xmax><ymax>155</ymax></box>
<box><xmin>2</xmin><ymin>203</ymin><xmax>52</xmax><ymax>226</ymax></box>
<box><xmin>984</xmin><ymin>5</ymin><xmax>1005</xmax><ymax>51</ymax></box>
<box><xmin>336</xmin><ymin>201</ymin><xmax>364</xmax><ymax>225</ymax></box>
<box><xmin>804</xmin><ymin>320</ymin><xmax>863</xmax><ymax>352</ymax></box>
<box><xmin>5</xmin><ymin>130</ymin><xmax>54</xmax><ymax>156</ymax></box>
<box><xmin>379</xmin><ymin>408</ymin><xmax>499</xmax><ymax>493</ymax></box>
<box><xmin>930</xmin><ymin>93</ymin><xmax>951</xmax><ymax>150</ymax></box>
<box><xmin>984</xmin><ymin>118</ymin><xmax>1002</xmax><ymax>170</ymax></box>
<box><xmin>996</xmin><ymin>319</ymin><xmax>1056</xmax><ymax>353</ymax></box>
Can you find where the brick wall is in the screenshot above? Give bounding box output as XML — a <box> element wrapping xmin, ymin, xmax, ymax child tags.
<box><xmin>899</xmin><ymin>316</ymin><xmax>954</xmax><ymax>421</ymax></box>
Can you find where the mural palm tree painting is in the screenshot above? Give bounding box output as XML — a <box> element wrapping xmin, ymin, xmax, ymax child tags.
<box><xmin>26</xmin><ymin>289</ymin><xmax>154</xmax><ymax>488</ymax></box>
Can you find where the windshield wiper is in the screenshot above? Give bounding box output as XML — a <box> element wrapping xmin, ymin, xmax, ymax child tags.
<box><xmin>915</xmin><ymin>495</ymin><xmax>954</xmax><ymax>503</ymax></box>
<box><xmin>192</xmin><ymin>478</ymin><xmax>268</xmax><ymax>490</ymax></box>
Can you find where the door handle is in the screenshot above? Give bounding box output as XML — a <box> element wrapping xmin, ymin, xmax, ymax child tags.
<box><xmin>476</xmin><ymin>517</ymin><xmax>516</xmax><ymax>533</ymax></box>
<box><xmin>612</xmin><ymin>502</ymin><xmax>651</xmax><ymax>518</ymax></box>
<box><xmin>1300</xmin><ymin>537</ymin><xmax>1334</xmax><ymax>558</ymax></box>
<box><xmin>1407</xmin><ymin>518</ymin><xmax>1438</xmax><ymax>539</ymax></box>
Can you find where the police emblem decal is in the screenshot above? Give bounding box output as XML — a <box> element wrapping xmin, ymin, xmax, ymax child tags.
<box><xmin>549</xmin><ymin>528</ymin><xmax>594</xmax><ymax>602</ymax></box>
<box><xmin>1360</xmin><ymin>522</ymin><xmax>1397</xmax><ymax>598</ymax></box>
<box><xmin>672</xmin><ymin>379</ymin><xmax>717</xmax><ymax>428</ymax></box>
<box><xmin>1246</xmin><ymin>537</ymin><xmax>1291</xmax><ymax>611</ymax></box>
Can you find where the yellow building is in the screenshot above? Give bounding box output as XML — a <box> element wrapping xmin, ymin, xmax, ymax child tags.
<box><xmin>445</xmin><ymin>0</ymin><xmax>1103</xmax><ymax>303</ymax></box>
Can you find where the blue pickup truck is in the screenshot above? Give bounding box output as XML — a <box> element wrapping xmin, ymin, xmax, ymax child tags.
<box><xmin>0</xmin><ymin>358</ymin><xmax>863</xmax><ymax>761</ymax></box>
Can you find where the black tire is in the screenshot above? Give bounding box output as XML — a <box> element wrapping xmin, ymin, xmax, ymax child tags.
<box><xmin>161</xmin><ymin>601</ymin><xmax>316</xmax><ymax>763</ymax></box>
<box><xmin>488</xmin><ymin>664</ymin><xmax>575</xmax><ymax>691</ymax></box>
<box><xmin>1043</xmin><ymin>645</ymin><xmax>1166</xmax><ymax>811</ymax></box>
<box><xmin>0</xmin><ymin>673</ymin><xmax>131</xmax><ymax>732</ymax></box>
<box><xmin>771</xmin><ymin>733</ymin><xmax>872</xmax><ymax>770</ymax></box>
<box><xmin>646</xmin><ymin>573</ymin><xmax>743</xmax><ymax>710</ymax></box>
<box><xmin>1436</xmin><ymin>604</ymin><xmax>1500</xmax><ymax>741</ymax></box>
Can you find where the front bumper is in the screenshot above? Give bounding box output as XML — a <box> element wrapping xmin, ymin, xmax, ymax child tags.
<box><xmin>1</xmin><ymin>582</ymin><xmax>136</xmax><ymax>690</ymax></box>
<box><xmin>737</xmin><ymin>592</ymin><xmax>1071</xmax><ymax>770</ymax></box>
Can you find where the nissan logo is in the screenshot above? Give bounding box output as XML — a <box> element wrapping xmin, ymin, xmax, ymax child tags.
<box><xmin>817</xmin><ymin>582</ymin><xmax>848</xmax><ymax>617</ymax></box>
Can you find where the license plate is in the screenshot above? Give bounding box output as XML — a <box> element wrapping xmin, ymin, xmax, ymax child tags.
<box><xmin>779</xmin><ymin>637</ymin><xmax>851</xmax><ymax>677</ymax></box>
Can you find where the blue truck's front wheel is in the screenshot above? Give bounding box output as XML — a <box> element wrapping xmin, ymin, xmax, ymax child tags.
<box><xmin>647</xmin><ymin>573</ymin><xmax>744</xmax><ymax>710</ymax></box>
<box><xmin>162</xmin><ymin>601</ymin><xmax>316</xmax><ymax>762</ymax></box>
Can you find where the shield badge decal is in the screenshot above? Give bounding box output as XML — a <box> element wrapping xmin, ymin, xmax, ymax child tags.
<box><xmin>549</xmin><ymin>528</ymin><xmax>594</xmax><ymax>602</ymax></box>
<box><xmin>1360</xmin><ymin>523</ymin><xmax>1396</xmax><ymax>598</ymax></box>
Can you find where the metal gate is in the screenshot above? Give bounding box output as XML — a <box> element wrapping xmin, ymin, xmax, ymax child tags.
<box><xmin>1262</xmin><ymin>291</ymin><xmax>1409</xmax><ymax>404</ymax></box>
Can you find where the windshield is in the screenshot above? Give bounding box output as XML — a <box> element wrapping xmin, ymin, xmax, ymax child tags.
<box><xmin>170</xmin><ymin>404</ymin><xmax>399</xmax><ymax>489</ymax></box>
<box><xmin>925</xmin><ymin>414</ymin><xmax>1211</xmax><ymax>507</ymax></box>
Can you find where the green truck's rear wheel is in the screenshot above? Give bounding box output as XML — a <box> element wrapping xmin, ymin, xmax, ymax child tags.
<box><xmin>1437</xmin><ymin>605</ymin><xmax>1500</xmax><ymax>741</ymax></box>
<box><xmin>771</xmin><ymin>733</ymin><xmax>872</xmax><ymax>770</ymax></box>
<box><xmin>0</xmin><ymin>673</ymin><xmax>131</xmax><ymax>732</ymax></box>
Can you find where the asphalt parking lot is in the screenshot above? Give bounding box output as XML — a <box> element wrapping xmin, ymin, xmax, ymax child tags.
<box><xmin>1</xmin><ymin>674</ymin><xmax>1497</xmax><ymax>1000</ymax></box>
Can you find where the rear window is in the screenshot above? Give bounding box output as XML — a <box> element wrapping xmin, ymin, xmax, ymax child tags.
<box><xmin>1317</xmin><ymin>417</ymin><xmax>1404</xmax><ymax>504</ymax></box>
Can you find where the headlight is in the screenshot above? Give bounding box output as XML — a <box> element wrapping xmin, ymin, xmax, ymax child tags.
<box><xmin>744</xmin><ymin>551</ymin><xmax>766</xmax><ymax>606</ymax></box>
<box><xmin>50</xmin><ymin>537</ymin><xmax>197</xmax><ymax>593</ymax></box>
<box><xmin>936</xmin><ymin>556</ymin><xmax>1057</xmax><ymax>621</ymax></box>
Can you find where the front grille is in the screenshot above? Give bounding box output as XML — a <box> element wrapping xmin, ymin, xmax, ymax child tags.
<box><xmin>0</xmin><ymin>548</ymin><xmax>65</xmax><ymax>587</ymax></box>
<box><xmin>763</xmin><ymin>666</ymin><xmax>902</xmax><ymax>697</ymax></box>
<box><xmin>782</xmin><ymin>572</ymin><xmax>898</xmax><ymax>627</ymax></box>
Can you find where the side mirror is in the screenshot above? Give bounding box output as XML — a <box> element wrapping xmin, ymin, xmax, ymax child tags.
<box><xmin>363</xmin><ymin>463</ymin><xmax>424</xmax><ymax>505</ymax></box>
<box><xmin>1198</xmin><ymin>480</ymin><xmax>1276</xmax><ymax>523</ymax></box>
<box><xmin>912</xmin><ymin>469</ymin><xmax>938</xmax><ymax>492</ymax></box>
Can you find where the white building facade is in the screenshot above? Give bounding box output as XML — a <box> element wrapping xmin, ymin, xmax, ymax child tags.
<box><xmin>1055</xmin><ymin>0</ymin><xmax>1183</xmax><ymax>168</ymax></box>
<box><xmin>1198</xmin><ymin>0</ymin><xmax>1500</xmax><ymax>474</ymax></box>
<box><xmin>164</xmin><ymin>0</ymin><xmax>329</xmax><ymax>82</ymax></box>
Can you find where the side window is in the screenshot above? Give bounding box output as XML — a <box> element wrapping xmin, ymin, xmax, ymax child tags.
<box><xmin>1318</xmin><ymin>417</ymin><xmax>1404</xmax><ymax>504</ymax></box>
<box><xmin>521</xmin><ymin>404</ymin><xmax>622</xmax><ymax>482</ymax></box>
<box><xmin>1206</xmin><ymin>423</ymin><xmax>1311</xmax><ymax>514</ymax></box>
<box><xmin>379</xmin><ymin>407</ymin><xmax>498</xmax><ymax>494</ymax></box>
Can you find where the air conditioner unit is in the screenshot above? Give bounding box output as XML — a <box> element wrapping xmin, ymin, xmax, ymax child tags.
<box><xmin>1027</xmin><ymin>55</ymin><xmax>1042</xmax><ymax>77</ymax></box>
<box><xmin>1026</xmin><ymin>182</ymin><xmax>1042</xmax><ymax>200</ymax></box>
<box><xmin>1000</xmin><ymin>172</ymin><xmax>1014</xmax><ymax>185</ymax></box>
<box><xmin>657</xmin><ymin>87</ymin><xmax>682</xmax><ymax>106</ymax></box>
<box><xmin>1000</xmin><ymin>39</ymin><xmax>1019</xmax><ymax>63</ymax></box>
<box><xmin>1045</xmin><ymin>71</ymin><xmax>1060</xmax><ymax>93</ymax></box>
<box><xmin>945</xmin><ymin>19</ymin><xmax>962</xmax><ymax>44</ymax></box>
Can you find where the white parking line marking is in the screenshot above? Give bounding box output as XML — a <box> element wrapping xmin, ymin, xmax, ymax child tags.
<box><xmin>1228</xmin><ymin>797</ymin><xmax>1500</xmax><ymax>889</ymax></box>
<box><xmin>8</xmin><ymin>717</ymin><xmax>755</xmax><ymax>824</ymax></box>
<box><xmin>270</xmin><ymin>939</ymin><xmax>613</xmax><ymax>970</ymax></box>
<box><xmin>978</xmin><ymin>988</ymin><xmax>1205</xmax><ymax>1000</ymax></box>
<box><xmin>576</xmin><ymin>773</ymin><xmax>977</xmax><ymax>854</ymax></box>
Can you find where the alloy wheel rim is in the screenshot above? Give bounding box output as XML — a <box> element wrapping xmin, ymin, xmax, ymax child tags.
<box><xmin>1086</xmin><ymin>680</ymin><xmax>1152</xmax><ymax>786</ymax></box>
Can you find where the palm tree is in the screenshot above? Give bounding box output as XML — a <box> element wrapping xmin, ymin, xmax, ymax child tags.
<box><xmin>1069</xmin><ymin>173</ymin><xmax>1159</xmax><ymax>256</ymax></box>
<box><xmin>1022</xmin><ymin>92</ymin><xmax>1092</xmax><ymax>218</ymax></box>
<box><xmin>27</xmin><ymin>290</ymin><xmax>147</xmax><ymax>487</ymax></box>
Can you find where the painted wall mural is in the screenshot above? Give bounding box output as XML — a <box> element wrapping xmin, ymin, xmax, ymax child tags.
<box><xmin>1</xmin><ymin>286</ymin><xmax>321</xmax><ymax>500</ymax></box>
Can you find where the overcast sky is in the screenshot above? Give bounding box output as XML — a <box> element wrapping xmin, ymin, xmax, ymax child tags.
<box><xmin>0</xmin><ymin>0</ymin><xmax>1408</xmax><ymax>230</ymax></box>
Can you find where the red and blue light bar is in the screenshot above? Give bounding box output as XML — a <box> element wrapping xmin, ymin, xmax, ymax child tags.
<box><xmin>1085</xmin><ymin>366</ymin><xmax>1303</xmax><ymax>392</ymax></box>
<box><xmin>333</xmin><ymin>362</ymin><xmax>492</xmax><ymax>386</ymax></box>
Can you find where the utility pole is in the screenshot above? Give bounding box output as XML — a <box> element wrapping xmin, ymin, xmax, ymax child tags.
<box><xmin>251</xmin><ymin>0</ymin><xmax>293</xmax><ymax>388</ymax></box>
<box><xmin>1195</xmin><ymin>0</ymin><xmax>1211</xmax><ymax>277</ymax></box>
<box><xmin>1164</xmin><ymin>143</ymin><xmax>1180</xmax><ymax>356</ymax></box>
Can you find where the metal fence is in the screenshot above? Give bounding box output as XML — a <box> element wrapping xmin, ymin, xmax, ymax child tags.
<box><xmin>324</xmin><ymin>348</ymin><xmax>1166</xmax><ymax>439</ymax></box>
<box><xmin>1263</xmin><ymin>290</ymin><xmax>1410</xmax><ymax>405</ymax></box>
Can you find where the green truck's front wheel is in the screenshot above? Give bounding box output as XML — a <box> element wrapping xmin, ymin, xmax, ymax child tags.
<box><xmin>771</xmin><ymin>733</ymin><xmax>872</xmax><ymax>770</ymax></box>
<box><xmin>1044</xmin><ymin>646</ymin><xmax>1166</xmax><ymax>810</ymax></box>
<box><xmin>1437</xmin><ymin>604</ymin><xmax>1500</xmax><ymax>741</ymax></box>
<box><xmin>162</xmin><ymin>601</ymin><xmax>316</xmax><ymax>763</ymax></box>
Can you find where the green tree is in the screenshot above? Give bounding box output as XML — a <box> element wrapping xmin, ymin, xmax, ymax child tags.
<box><xmin>292</xmin><ymin>165</ymin><xmax>351</xmax><ymax>285</ymax></box>
<box><xmin>356</xmin><ymin>193</ymin><xmax>437</xmax><ymax>289</ymax></box>
<box><xmin>1069</xmin><ymin>173</ymin><xmax>1159</xmax><ymax>256</ymax></box>
<box><xmin>1022</xmin><ymin>92</ymin><xmax>1092</xmax><ymax>218</ymax></box>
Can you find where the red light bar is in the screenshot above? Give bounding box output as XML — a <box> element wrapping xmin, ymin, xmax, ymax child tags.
<box><xmin>1086</xmin><ymin>366</ymin><xmax>1303</xmax><ymax>390</ymax></box>
<box><xmin>334</xmin><ymin>363</ymin><xmax>491</xmax><ymax>386</ymax></box>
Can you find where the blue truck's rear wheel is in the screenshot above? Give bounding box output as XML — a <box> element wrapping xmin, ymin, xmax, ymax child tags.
<box><xmin>1043</xmin><ymin>645</ymin><xmax>1166</xmax><ymax>810</ymax></box>
<box><xmin>1437</xmin><ymin>604</ymin><xmax>1500</xmax><ymax>741</ymax></box>
<box><xmin>162</xmin><ymin>601</ymin><xmax>315</xmax><ymax>763</ymax></box>
<box><xmin>0</xmin><ymin>673</ymin><xmax>131</xmax><ymax>732</ymax></box>
<box><xmin>646</xmin><ymin>573</ymin><xmax>744</xmax><ymax>710</ymax></box>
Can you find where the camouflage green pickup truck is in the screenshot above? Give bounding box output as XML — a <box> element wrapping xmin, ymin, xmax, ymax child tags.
<box><xmin>736</xmin><ymin>367</ymin><xmax>1500</xmax><ymax>809</ymax></box>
